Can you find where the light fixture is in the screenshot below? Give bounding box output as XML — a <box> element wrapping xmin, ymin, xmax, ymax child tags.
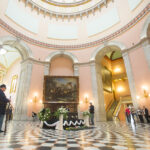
<box><xmin>142</xmin><ymin>85</ymin><xmax>148</xmax><ymax>91</ymax></box>
<box><xmin>0</xmin><ymin>48</ymin><xmax>7</xmax><ymax>55</ymax></box>
<box><xmin>29</xmin><ymin>92</ymin><xmax>42</xmax><ymax>104</ymax></box>
<box><xmin>136</xmin><ymin>85</ymin><xmax>150</xmax><ymax>99</ymax></box>
<box><xmin>29</xmin><ymin>99</ymin><xmax>33</xmax><ymax>103</ymax></box>
<box><xmin>34</xmin><ymin>92</ymin><xmax>38</xmax><ymax>97</ymax></box>
<box><xmin>79</xmin><ymin>101</ymin><xmax>83</xmax><ymax>105</ymax></box>
<box><xmin>142</xmin><ymin>85</ymin><xmax>149</xmax><ymax>98</ymax></box>
<box><xmin>84</xmin><ymin>94</ymin><xmax>89</xmax><ymax>103</ymax></box>
<box><xmin>117</xmin><ymin>86</ymin><xmax>124</xmax><ymax>92</ymax></box>
<box><xmin>114</xmin><ymin>67</ymin><xmax>121</xmax><ymax>73</ymax></box>
<box><xmin>40</xmin><ymin>100</ymin><xmax>42</xmax><ymax>103</ymax></box>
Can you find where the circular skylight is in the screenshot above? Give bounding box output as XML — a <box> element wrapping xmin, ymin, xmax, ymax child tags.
<box><xmin>43</xmin><ymin>0</ymin><xmax>89</xmax><ymax>7</ymax></box>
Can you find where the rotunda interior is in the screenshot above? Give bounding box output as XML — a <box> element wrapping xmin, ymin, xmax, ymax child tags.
<box><xmin>0</xmin><ymin>0</ymin><xmax>150</xmax><ymax>149</ymax></box>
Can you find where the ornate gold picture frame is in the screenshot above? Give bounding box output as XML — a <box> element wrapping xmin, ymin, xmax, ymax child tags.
<box><xmin>10</xmin><ymin>75</ymin><xmax>18</xmax><ymax>94</ymax></box>
<box><xmin>43</xmin><ymin>76</ymin><xmax>79</xmax><ymax>103</ymax></box>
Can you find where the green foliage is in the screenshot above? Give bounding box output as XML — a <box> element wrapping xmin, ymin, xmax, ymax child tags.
<box><xmin>54</xmin><ymin>107</ymin><xmax>68</xmax><ymax>119</ymax></box>
<box><xmin>38</xmin><ymin>108</ymin><xmax>51</xmax><ymax>121</ymax></box>
<box><xmin>65</xmin><ymin>126</ymin><xmax>88</xmax><ymax>131</ymax></box>
<box><xmin>83</xmin><ymin>111</ymin><xmax>91</xmax><ymax>117</ymax></box>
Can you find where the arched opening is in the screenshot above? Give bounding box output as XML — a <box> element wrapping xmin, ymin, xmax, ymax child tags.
<box><xmin>0</xmin><ymin>45</ymin><xmax>21</xmax><ymax>108</ymax></box>
<box><xmin>44</xmin><ymin>51</ymin><xmax>79</xmax><ymax>116</ymax></box>
<box><xmin>95</xmin><ymin>46</ymin><xmax>133</xmax><ymax>121</ymax></box>
<box><xmin>50</xmin><ymin>55</ymin><xmax>74</xmax><ymax>76</ymax></box>
<box><xmin>0</xmin><ymin>36</ymin><xmax>33</xmax><ymax>120</ymax></box>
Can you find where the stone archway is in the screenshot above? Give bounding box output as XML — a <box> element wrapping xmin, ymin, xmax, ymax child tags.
<box><xmin>0</xmin><ymin>36</ymin><xmax>33</xmax><ymax>120</ymax></box>
<box><xmin>45</xmin><ymin>51</ymin><xmax>79</xmax><ymax>76</ymax></box>
<box><xmin>90</xmin><ymin>41</ymin><xmax>137</xmax><ymax>122</ymax></box>
<box><xmin>141</xmin><ymin>14</ymin><xmax>150</xmax><ymax>70</ymax></box>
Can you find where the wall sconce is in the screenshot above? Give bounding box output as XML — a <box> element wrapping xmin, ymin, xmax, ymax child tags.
<box><xmin>84</xmin><ymin>94</ymin><xmax>89</xmax><ymax>104</ymax></box>
<box><xmin>33</xmin><ymin>92</ymin><xmax>38</xmax><ymax>103</ymax></box>
<box><xmin>142</xmin><ymin>85</ymin><xmax>149</xmax><ymax>98</ymax></box>
<box><xmin>136</xmin><ymin>85</ymin><xmax>150</xmax><ymax>99</ymax></box>
<box><xmin>28</xmin><ymin>92</ymin><xmax>43</xmax><ymax>104</ymax></box>
<box><xmin>39</xmin><ymin>100</ymin><xmax>43</xmax><ymax>104</ymax></box>
<box><xmin>136</xmin><ymin>96</ymin><xmax>140</xmax><ymax>100</ymax></box>
<box><xmin>29</xmin><ymin>99</ymin><xmax>33</xmax><ymax>103</ymax></box>
<box><xmin>79</xmin><ymin>101</ymin><xmax>83</xmax><ymax>105</ymax></box>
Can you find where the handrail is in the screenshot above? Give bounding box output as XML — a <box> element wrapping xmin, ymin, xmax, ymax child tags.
<box><xmin>106</xmin><ymin>99</ymin><xmax>114</xmax><ymax>112</ymax></box>
<box><xmin>113</xmin><ymin>98</ymin><xmax>132</xmax><ymax>121</ymax></box>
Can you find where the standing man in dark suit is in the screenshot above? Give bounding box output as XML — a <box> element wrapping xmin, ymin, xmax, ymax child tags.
<box><xmin>89</xmin><ymin>102</ymin><xmax>95</xmax><ymax>125</ymax></box>
<box><xmin>0</xmin><ymin>84</ymin><xmax>10</xmax><ymax>132</ymax></box>
<box><xmin>143</xmin><ymin>106</ymin><xmax>150</xmax><ymax>123</ymax></box>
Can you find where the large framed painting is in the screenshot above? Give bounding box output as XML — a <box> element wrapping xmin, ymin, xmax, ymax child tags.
<box><xmin>43</xmin><ymin>76</ymin><xmax>79</xmax><ymax>103</ymax></box>
<box><xmin>101</xmin><ymin>66</ymin><xmax>112</xmax><ymax>92</ymax></box>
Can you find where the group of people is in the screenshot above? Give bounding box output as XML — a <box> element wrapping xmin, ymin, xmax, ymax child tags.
<box><xmin>0</xmin><ymin>84</ymin><xmax>11</xmax><ymax>133</ymax></box>
<box><xmin>125</xmin><ymin>105</ymin><xmax>150</xmax><ymax>124</ymax></box>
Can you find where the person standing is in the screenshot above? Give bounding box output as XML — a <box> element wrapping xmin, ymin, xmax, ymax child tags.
<box><xmin>143</xmin><ymin>106</ymin><xmax>150</xmax><ymax>123</ymax></box>
<box><xmin>125</xmin><ymin>106</ymin><xmax>131</xmax><ymax>123</ymax></box>
<box><xmin>0</xmin><ymin>84</ymin><xmax>10</xmax><ymax>132</ymax></box>
<box><xmin>137</xmin><ymin>107</ymin><xmax>144</xmax><ymax>123</ymax></box>
<box><xmin>89</xmin><ymin>102</ymin><xmax>94</xmax><ymax>125</ymax></box>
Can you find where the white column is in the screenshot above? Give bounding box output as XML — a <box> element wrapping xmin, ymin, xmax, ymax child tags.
<box><xmin>74</xmin><ymin>64</ymin><xmax>79</xmax><ymax>76</ymax></box>
<box><xmin>44</xmin><ymin>63</ymin><xmax>50</xmax><ymax>75</ymax></box>
<box><xmin>142</xmin><ymin>40</ymin><xmax>150</xmax><ymax>69</ymax></box>
<box><xmin>122</xmin><ymin>52</ymin><xmax>138</xmax><ymax>108</ymax></box>
<box><xmin>73</xmin><ymin>64</ymin><xmax>80</xmax><ymax>118</ymax></box>
<box><xmin>91</xmin><ymin>62</ymin><xmax>106</xmax><ymax>122</ymax></box>
<box><xmin>14</xmin><ymin>60</ymin><xmax>33</xmax><ymax>120</ymax></box>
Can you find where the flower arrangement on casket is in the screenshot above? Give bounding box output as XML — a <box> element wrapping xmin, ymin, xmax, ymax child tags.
<box><xmin>54</xmin><ymin>107</ymin><xmax>69</xmax><ymax>119</ymax></box>
<box><xmin>83</xmin><ymin>111</ymin><xmax>91</xmax><ymax>117</ymax></box>
<box><xmin>38</xmin><ymin>108</ymin><xmax>51</xmax><ymax>121</ymax></box>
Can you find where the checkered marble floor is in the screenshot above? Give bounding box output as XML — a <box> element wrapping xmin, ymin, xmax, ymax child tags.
<box><xmin>0</xmin><ymin>121</ymin><xmax>150</xmax><ymax>150</ymax></box>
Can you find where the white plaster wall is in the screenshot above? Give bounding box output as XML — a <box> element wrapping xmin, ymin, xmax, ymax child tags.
<box><xmin>6</xmin><ymin>0</ymin><xmax>39</xmax><ymax>33</ymax></box>
<box><xmin>86</xmin><ymin>7</ymin><xmax>120</xmax><ymax>36</ymax></box>
<box><xmin>48</xmin><ymin>23</ymin><xmax>78</xmax><ymax>39</ymax></box>
<box><xmin>127</xmin><ymin>0</ymin><xmax>142</xmax><ymax>11</ymax></box>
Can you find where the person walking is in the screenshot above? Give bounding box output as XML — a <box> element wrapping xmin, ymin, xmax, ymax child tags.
<box><xmin>0</xmin><ymin>84</ymin><xmax>10</xmax><ymax>132</ymax></box>
<box><xmin>89</xmin><ymin>102</ymin><xmax>94</xmax><ymax>125</ymax></box>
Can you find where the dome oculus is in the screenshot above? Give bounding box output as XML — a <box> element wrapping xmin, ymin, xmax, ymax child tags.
<box><xmin>42</xmin><ymin>0</ymin><xmax>90</xmax><ymax>7</ymax></box>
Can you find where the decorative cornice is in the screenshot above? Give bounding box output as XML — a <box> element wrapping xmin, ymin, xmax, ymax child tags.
<box><xmin>0</xmin><ymin>3</ymin><xmax>149</xmax><ymax>50</ymax></box>
<box><xmin>122</xmin><ymin>37</ymin><xmax>150</xmax><ymax>54</ymax></box>
<box><xmin>22</xmin><ymin>0</ymin><xmax>109</xmax><ymax>19</ymax></box>
<box><xmin>20</xmin><ymin>37</ymin><xmax>150</xmax><ymax>66</ymax></box>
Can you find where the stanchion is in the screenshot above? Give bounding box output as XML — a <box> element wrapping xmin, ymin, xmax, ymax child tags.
<box><xmin>4</xmin><ymin>102</ymin><xmax>10</xmax><ymax>135</ymax></box>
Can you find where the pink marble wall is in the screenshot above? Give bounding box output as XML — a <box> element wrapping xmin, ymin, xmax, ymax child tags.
<box><xmin>50</xmin><ymin>56</ymin><xmax>74</xmax><ymax>76</ymax></box>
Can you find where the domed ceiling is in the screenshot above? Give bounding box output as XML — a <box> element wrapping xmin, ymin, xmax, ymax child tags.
<box><xmin>23</xmin><ymin>0</ymin><xmax>109</xmax><ymax>17</ymax></box>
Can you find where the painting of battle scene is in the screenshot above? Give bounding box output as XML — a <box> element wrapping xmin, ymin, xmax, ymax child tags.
<box><xmin>43</xmin><ymin>76</ymin><xmax>79</xmax><ymax>102</ymax></box>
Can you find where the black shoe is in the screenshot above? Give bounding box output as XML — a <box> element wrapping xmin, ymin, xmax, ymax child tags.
<box><xmin>0</xmin><ymin>130</ymin><xmax>4</xmax><ymax>133</ymax></box>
